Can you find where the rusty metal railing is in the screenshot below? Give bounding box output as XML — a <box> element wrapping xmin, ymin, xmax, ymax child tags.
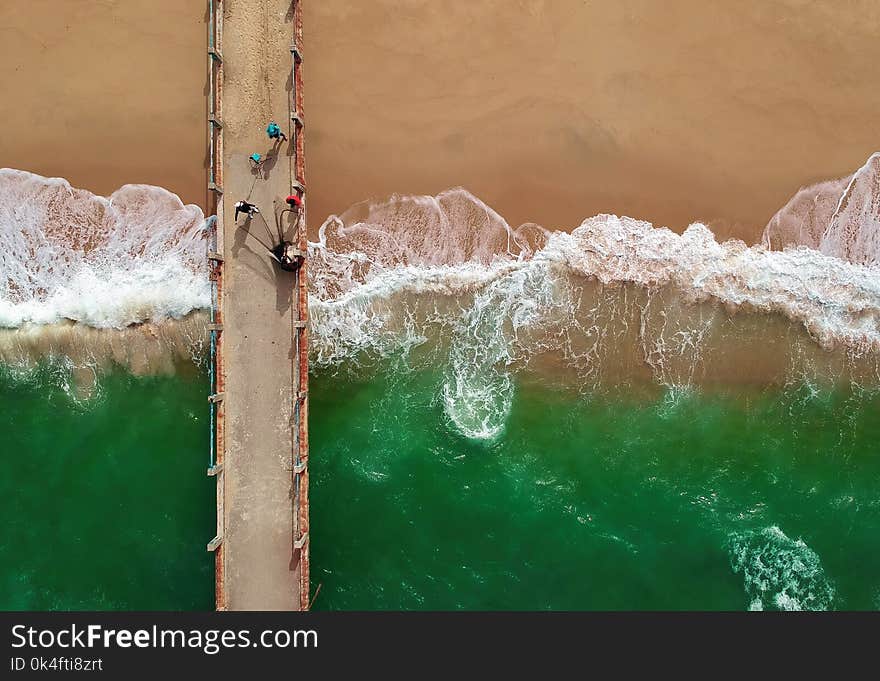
<box><xmin>206</xmin><ymin>0</ymin><xmax>227</xmax><ymax>612</ymax></box>
<box><xmin>289</xmin><ymin>0</ymin><xmax>311</xmax><ymax>612</ymax></box>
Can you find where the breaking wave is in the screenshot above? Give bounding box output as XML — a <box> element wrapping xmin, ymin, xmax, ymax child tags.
<box><xmin>763</xmin><ymin>152</ymin><xmax>880</xmax><ymax>266</ymax></box>
<box><xmin>0</xmin><ymin>169</ymin><xmax>209</xmax><ymax>329</ymax></box>
<box><xmin>3</xmin><ymin>155</ymin><xmax>880</xmax><ymax>436</ymax></box>
<box><xmin>309</xmin><ymin>157</ymin><xmax>880</xmax><ymax>438</ymax></box>
<box><xmin>728</xmin><ymin>525</ymin><xmax>835</xmax><ymax>611</ymax></box>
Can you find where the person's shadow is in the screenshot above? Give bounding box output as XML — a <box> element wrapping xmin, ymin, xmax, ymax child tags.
<box><xmin>275</xmin><ymin>262</ymin><xmax>294</xmax><ymax>315</ymax></box>
<box><xmin>231</xmin><ymin>214</ymin><xmax>277</xmax><ymax>286</ymax></box>
<box><xmin>230</xmin><ymin>206</ymin><xmax>298</xmax><ymax>317</ymax></box>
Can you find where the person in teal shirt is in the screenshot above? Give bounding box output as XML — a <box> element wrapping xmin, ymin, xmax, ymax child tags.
<box><xmin>266</xmin><ymin>121</ymin><xmax>287</xmax><ymax>142</ymax></box>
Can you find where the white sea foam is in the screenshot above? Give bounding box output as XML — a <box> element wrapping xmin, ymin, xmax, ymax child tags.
<box><xmin>728</xmin><ymin>525</ymin><xmax>835</xmax><ymax>611</ymax></box>
<box><xmin>4</xmin><ymin>161</ymin><xmax>880</xmax><ymax>438</ymax></box>
<box><xmin>308</xmin><ymin>177</ymin><xmax>880</xmax><ymax>439</ymax></box>
<box><xmin>0</xmin><ymin>169</ymin><xmax>210</xmax><ymax>329</ymax></box>
<box><xmin>763</xmin><ymin>152</ymin><xmax>880</xmax><ymax>266</ymax></box>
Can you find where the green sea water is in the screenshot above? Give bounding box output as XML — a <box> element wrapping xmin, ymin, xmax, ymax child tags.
<box><xmin>2</xmin><ymin>362</ymin><xmax>879</xmax><ymax>610</ymax></box>
<box><xmin>0</xmin><ymin>364</ymin><xmax>214</xmax><ymax>610</ymax></box>
<box><xmin>309</xmin><ymin>367</ymin><xmax>880</xmax><ymax>610</ymax></box>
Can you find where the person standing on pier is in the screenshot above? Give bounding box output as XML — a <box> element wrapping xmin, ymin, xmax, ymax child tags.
<box><xmin>285</xmin><ymin>192</ymin><xmax>302</xmax><ymax>212</ymax></box>
<box><xmin>234</xmin><ymin>200</ymin><xmax>259</xmax><ymax>222</ymax></box>
<box><xmin>266</xmin><ymin>121</ymin><xmax>288</xmax><ymax>142</ymax></box>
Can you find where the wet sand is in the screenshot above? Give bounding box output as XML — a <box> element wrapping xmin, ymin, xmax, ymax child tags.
<box><xmin>2</xmin><ymin>1</ymin><xmax>880</xmax><ymax>241</ymax></box>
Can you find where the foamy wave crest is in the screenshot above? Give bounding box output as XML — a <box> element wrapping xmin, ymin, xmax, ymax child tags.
<box><xmin>0</xmin><ymin>169</ymin><xmax>210</xmax><ymax>329</ymax></box>
<box><xmin>763</xmin><ymin>152</ymin><xmax>880</xmax><ymax>266</ymax></box>
<box><xmin>309</xmin><ymin>183</ymin><xmax>880</xmax><ymax>440</ymax></box>
<box><xmin>728</xmin><ymin>526</ymin><xmax>835</xmax><ymax>611</ymax></box>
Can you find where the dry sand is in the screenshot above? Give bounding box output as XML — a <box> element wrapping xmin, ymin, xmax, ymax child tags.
<box><xmin>3</xmin><ymin>1</ymin><xmax>880</xmax><ymax>241</ymax></box>
<box><xmin>305</xmin><ymin>0</ymin><xmax>880</xmax><ymax>240</ymax></box>
<box><xmin>0</xmin><ymin>0</ymin><xmax>206</xmax><ymax>208</ymax></box>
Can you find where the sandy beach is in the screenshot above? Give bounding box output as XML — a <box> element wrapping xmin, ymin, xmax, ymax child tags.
<box><xmin>2</xmin><ymin>0</ymin><xmax>879</xmax><ymax>241</ymax></box>
<box><xmin>0</xmin><ymin>0</ymin><xmax>206</xmax><ymax>207</ymax></box>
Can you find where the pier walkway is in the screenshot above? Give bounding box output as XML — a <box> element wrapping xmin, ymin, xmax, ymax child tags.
<box><xmin>206</xmin><ymin>0</ymin><xmax>309</xmax><ymax>611</ymax></box>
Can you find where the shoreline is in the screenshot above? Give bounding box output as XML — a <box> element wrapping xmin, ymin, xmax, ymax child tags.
<box><xmin>2</xmin><ymin>2</ymin><xmax>879</xmax><ymax>241</ymax></box>
<box><xmin>0</xmin><ymin>314</ymin><xmax>209</xmax><ymax>385</ymax></box>
<box><xmin>3</xmin><ymin>292</ymin><xmax>877</xmax><ymax>395</ymax></box>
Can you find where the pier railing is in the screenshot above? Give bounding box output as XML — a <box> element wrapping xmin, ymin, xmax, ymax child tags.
<box><xmin>290</xmin><ymin>0</ymin><xmax>310</xmax><ymax>612</ymax></box>
<box><xmin>206</xmin><ymin>0</ymin><xmax>227</xmax><ymax>611</ymax></box>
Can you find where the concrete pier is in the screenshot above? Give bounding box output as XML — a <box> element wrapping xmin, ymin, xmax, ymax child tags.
<box><xmin>207</xmin><ymin>0</ymin><xmax>309</xmax><ymax>611</ymax></box>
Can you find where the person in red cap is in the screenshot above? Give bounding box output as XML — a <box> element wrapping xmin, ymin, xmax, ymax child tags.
<box><xmin>285</xmin><ymin>193</ymin><xmax>302</xmax><ymax>209</ymax></box>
